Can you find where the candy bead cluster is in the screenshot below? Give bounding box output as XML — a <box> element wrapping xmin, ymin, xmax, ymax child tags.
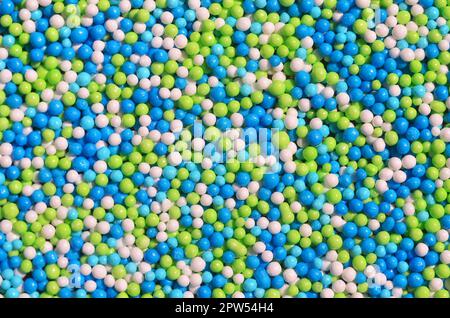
<box><xmin>0</xmin><ymin>0</ymin><xmax>449</xmax><ymax>298</ymax></box>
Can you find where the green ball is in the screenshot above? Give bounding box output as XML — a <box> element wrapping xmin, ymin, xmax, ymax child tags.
<box><xmin>352</xmin><ymin>255</ymin><xmax>367</xmax><ymax>271</ymax></box>
<box><xmin>353</xmin><ymin>19</ymin><xmax>368</xmax><ymax>34</ymax></box>
<box><xmin>434</xmin><ymin>290</ymin><xmax>449</xmax><ymax>298</ymax></box>
<box><xmin>46</xmin><ymin>69</ymin><xmax>62</xmax><ymax>85</ymax></box>
<box><xmin>424</xmin><ymin>218</ymin><xmax>441</xmax><ymax>233</ymax></box>
<box><xmin>272</xmin><ymin>131</ymin><xmax>290</xmax><ymax>149</ymax></box>
<box><xmin>201</xmin><ymin>170</ymin><xmax>216</xmax><ymax>185</ymax></box>
<box><xmin>280</xmin><ymin>0</ymin><xmax>295</xmax><ymax>6</ymax></box>
<box><xmin>56</xmin><ymin>223</ymin><xmax>71</xmax><ymax>239</ymax></box>
<box><xmin>264</xmin><ymin>288</ymin><xmax>281</xmax><ymax>298</ymax></box>
<box><xmin>112</xmin><ymin>265</ymin><xmax>127</xmax><ymax>279</ymax></box>
<box><xmin>2</xmin><ymin>203</ymin><xmax>19</xmax><ymax>219</ymax></box>
<box><xmin>135</xmin><ymin>9</ymin><xmax>150</xmax><ymax>23</ymax></box>
<box><xmin>414</xmin><ymin>286</ymin><xmax>430</xmax><ymax>298</ymax></box>
<box><xmin>327</xmin><ymin>234</ymin><xmax>343</xmax><ymax>250</ymax></box>
<box><xmin>435</xmin><ymin>264</ymin><xmax>450</xmax><ymax>279</ymax></box>
<box><xmin>45</xmin><ymin>264</ymin><xmax>61</xmax><ymax>280</ymax></box>
<box><xmin>326</xmin><ymin>189</ymin><xmax>342</xmax><ymax>204</ymax></box>
<box><xmin>268</xmin><ymin>80</ymin><xmax>286</xmax><ymax>96</ymax></box>
<box><xmin>127</xmin><ymin>282</ymin><xmax>141</xmax><ymax>297</ymax></box>
<box><xmin>311</xmin><ymin>65</ymin><xmax>327</xmax><ymax>83</ymax></box>
<box><xmin>204</xmin><ymin>209</ymin><xmax>218</xmax><ymax>224</ymax></box>
<box><xmin>166</xmin><ymin>266</ymin><xmax>181</xmax><ymax>280</ymax></box>
<box><xmin>178</xmin><ymin>96</ymin><xmax>193</xmax><ymax>110</ymax></box>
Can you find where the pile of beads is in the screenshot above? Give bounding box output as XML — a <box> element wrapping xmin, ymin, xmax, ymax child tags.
<box><xmin>0</xmin><ymin>0</ymin><xmax>449</xmax><ymax>298</ymax></box>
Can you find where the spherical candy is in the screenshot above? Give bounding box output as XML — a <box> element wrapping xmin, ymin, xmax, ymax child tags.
<box><xmin>0</xmin><ymin>0</ymin><xmax>449</xmax><ymax>300</ymax></box>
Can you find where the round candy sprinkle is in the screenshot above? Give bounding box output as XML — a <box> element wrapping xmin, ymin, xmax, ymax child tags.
<box><xmin>0</xmin><ymin>0</ymin><xmax>449</xmax><ymax>299</ymax></box>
